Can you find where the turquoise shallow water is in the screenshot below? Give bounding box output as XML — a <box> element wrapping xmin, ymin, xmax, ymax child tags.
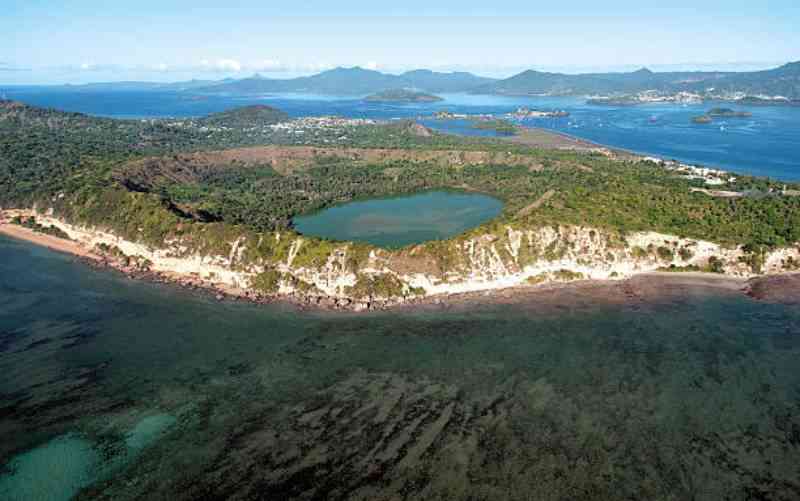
<box><xmin>1</xmin><ymin>233</ymin><xmax>799</xmax><ymax>499</ymax></box>
<box><xmin>292</xmin><ymin>190</ymin><xmax>503</xmax><ymax>248</ymax></box>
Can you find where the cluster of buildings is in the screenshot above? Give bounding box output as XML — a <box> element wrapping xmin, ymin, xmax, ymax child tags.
<box><xmin>433</xmin><ymin>111</ymin><xmax>490</xmax><ymax>120</ymax></box>
<box><xmin>433</xmin><ymin>108</ymin><xmax>570</xmax><ymax>121</ymax></box>
<box><xmin>268</xmin><ymin>116</ymin><xmax>377</xmax><ymax>132</ymax></box>
<box><xmin>507</xmin><ymin>107</ymin><xmax>570</xmax><ymax>119</ymax></box>
<box><xmin>642</xmin><ymin>156</ymin><xmax>733</xmax><ymax>185</ymax></box>
<box><xmin>151</xmin><ymin>116</ymin><xmax>382</xmax><ymax>145</ymax></box>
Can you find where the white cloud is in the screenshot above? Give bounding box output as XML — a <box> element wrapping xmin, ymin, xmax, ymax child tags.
<box><xmin>250</xmin><ymin>59</ymin><xmax>284</xmax><ymax>72</ymax></box>
<box><xmin>364</xmin><ymin>61</ymin><xmax>379</xmax><ymax>70</ymax></box>
<box><xmin>217</xmin><ymin>59</ymin><xmax>242</xmax><ymax>72</ymax></box>
<box><xmin>303</xmin><ymin>62</ymin><xmax>334</xmax><ymax>72</ymax></box>
<box><xmin>79</xmin><ymin>62</ymin><xmax>94</xmax><ymax>70</ymax></box>
<box><xmin>154</xmin><ymin>63</ymin><xmax>169</xmax><ymax>72</ymax></box>
<box><xmin>200</xmin><ymin>58</ymin><xmax>243</xmax><ymax>72</ymax></box>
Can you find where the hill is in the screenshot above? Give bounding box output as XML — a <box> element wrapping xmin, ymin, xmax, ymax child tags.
<box><xmin>200</xmin><ymin>105</ymin><xmax>289</xmax><ymax>127</ymax></box>
<box><xmin>0</xmin><ymin>101</ymin><xmax>290</xmax><ymax>206</ymax></box>
<box><xmin>477</xmin><ymin>62</ymin><xmax>800</xmax><ymax>99</ymax></box>
<box><xmin>682</xmin><ymin>62</ymin><xmax>800</xmax><ymax>99</ymax></box>
<box><xmin>398</xmin><ymin>70</ymin><xmax>496</xmax><ymax>93</ymax></box>
<box><xmin>476</xmin><ymin>70</ymin><xmax>621</xmax><ymax>96</ymax></box>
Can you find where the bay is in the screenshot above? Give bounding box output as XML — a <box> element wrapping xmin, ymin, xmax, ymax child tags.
<box><xmin>3</xmin><ymin>87</ymin><xmax>800</xmax><ymax>180</ymax></box>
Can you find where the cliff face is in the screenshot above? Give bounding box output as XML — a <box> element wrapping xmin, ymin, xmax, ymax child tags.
<box><xmin>11</xmin><ymin>209</ymin><xmax>800</xmax><ymax>309</ymax></box>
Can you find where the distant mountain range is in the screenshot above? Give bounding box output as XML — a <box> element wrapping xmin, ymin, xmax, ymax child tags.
<box><xmin>475</xmin><ymin>62</ymin><xmax>800</xmax><ymax>99</ymax></box>
<box><xmin>21</xmin><ymin>62</ymin><xmax>800</xmax><ymax>100</ymax></box>
<box><xmin>191</xmin><ymin>67</ymin><xmax>496</xmax><ymax>95</ymax></box>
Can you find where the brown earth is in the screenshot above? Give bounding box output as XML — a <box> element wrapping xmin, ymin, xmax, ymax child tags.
<box><xmin>116</xmin><ymin>144</ymin><xmax>586</xmax><ymax>189</ymax></box>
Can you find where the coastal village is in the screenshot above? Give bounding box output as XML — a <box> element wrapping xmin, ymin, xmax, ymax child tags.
<box><xmin>158</xmin><ymin>115</ymin><xmax>381</xmax><ymax>144</ymax></box>
<box><xmin>433</xmin><ymin>107</ymin><xmax>570</xmax><ymax>121</ymax></box>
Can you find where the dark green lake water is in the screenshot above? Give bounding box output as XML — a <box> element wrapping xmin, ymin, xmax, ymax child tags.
<box><xmin>292</xmin><ymin>191</ymin><xmax>503</xmax><ymax>248</ymax></box>
<box><xmin>1</xmin><ymin>233</ymin><xmax>799</xmax><ymax>500</ymax></box>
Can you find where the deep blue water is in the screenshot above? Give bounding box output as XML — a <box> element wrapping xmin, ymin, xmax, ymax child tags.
<box><xmin>3</xmin><ymin>87</ymin><xmax>800</xmax><ymax>180</ymax></box>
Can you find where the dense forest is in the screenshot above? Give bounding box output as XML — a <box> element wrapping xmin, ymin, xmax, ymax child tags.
<box><xmin>2</xmin><ymin>100</ymin><xmax>799</xmax><ymax>253</ymax></box>
<box><xmin>0</xmin><ymin>101</ymin><xmax>289</xmax><ymax>205</ymax></box>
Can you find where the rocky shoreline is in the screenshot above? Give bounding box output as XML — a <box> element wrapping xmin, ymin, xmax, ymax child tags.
<box><xmin>745</xmin><ymin>273</ymin><xmax>800</xmax><ymax>304</ymax></box>
<box><xmin>3</xmin><ymin>216</ymin><xmax>798</xmax><ymax>314</ymax></box>
<box><xmin>76</xmin><ymin>251</ymin><xmax>405</xmax><ymax>313</ymax></box>
<box><xmin>51</xmin><ymin>238</ymin><xmax>800</xmax><ymax>314</ymax></box>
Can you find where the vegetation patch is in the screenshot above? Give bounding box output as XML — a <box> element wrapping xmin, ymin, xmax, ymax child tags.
<box><xmin>345</xmin><ymin>273</ymin><xmax>408</xmax><ymax>300</ymax></box>
<box><xmin>552</xmin><ymin>269</ymin><xmax>585</xmax><ymax>281</ymax></box>
<box><xmin>12</xmin><ymin>216</ymin><xmax>71</xmax><ymax>240</ymax></box>
<box><xmin>251</xmin><ymin>268</ymin><xmax>283</xmax><ymax>294</ymax></box>
<box><xmin>656</xmin><ymin>246</ymin><xmax>675</xmax><ymax>261</ymax></box>
<box><xmin>471</xmin><ymin>119</ymin><xmax>518</xmax><ymax>135</ymax></box>
<box><xmin>526</xmin><ymin>273</ymin><xmax>549</xmax><ymax>285</ymax></box>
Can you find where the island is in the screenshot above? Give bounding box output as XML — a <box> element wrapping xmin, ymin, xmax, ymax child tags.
<box><xmin>707</xmin><ymin>107</ymin><xmax>752</xmax><ymax>118</ymax></box>
<box><xmin>1</xmin><ymin>100</ymin><xmax>799</xmax><ymax>313</ymax></box>
<box><xmin>363</xmin><ymin>89</ymin><xmax>444</xmax><ymax>103</ymax></box>
<box><xmin>692</xmin><ymin>107</ymin><xmax>753</xmax><ymax>124</ymax></box>
<box><xmin>471</xmin><ymin>119</ymin><xmax>518</xmax><ymax>135</ymax></box>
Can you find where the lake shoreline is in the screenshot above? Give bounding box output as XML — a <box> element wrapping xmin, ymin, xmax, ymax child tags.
<box><xmin>4</xmin><ymin>221</ymin><xmax>796</xmax><ymax>313</ymax></box>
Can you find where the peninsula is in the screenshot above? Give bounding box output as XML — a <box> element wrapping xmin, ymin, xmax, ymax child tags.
<box><xmin>1</xmin><ymin>100</ymin><xmax>798</xmax><ymax>311</ymax></box>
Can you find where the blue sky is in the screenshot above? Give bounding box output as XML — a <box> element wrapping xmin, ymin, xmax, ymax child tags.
<box><xmin>3</xmin><ymin>1</ymin><xmax>799</xmax><ymax>84</ymax></box>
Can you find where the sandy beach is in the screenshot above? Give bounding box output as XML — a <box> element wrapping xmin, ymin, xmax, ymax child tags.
<box><xmin>0</xmin><ymin>222</ymin><xmax>100</xmax><ymax>260</ymax></box>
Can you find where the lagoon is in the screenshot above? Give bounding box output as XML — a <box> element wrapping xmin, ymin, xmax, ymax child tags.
<box><xmin>291</xmin><ymin>190</ymin><xmax>504</xmax><ymax>248</ymax></box>
<box><xmin>1</xmin><ymin>234</ymin><xmax>800</xmax><ymax>499</ymax></box>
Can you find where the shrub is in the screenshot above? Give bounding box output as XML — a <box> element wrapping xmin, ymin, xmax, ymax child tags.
<box><xmin>553</xmin><ymin>269</ymin><xmax>584</xmax><ymax>281</ymax></box>
<box><xmin>678</xmin><ymin>247</ymin><xmax>694</xmax><ymax>261</ymax></box>
<box><xmin>251</xmin><ymin>268</ymin><xmax>282</xmax><ymax>293</ymax></box>
<box><xmin>707</xmin><ymin>256</ymin><xmax>725</xmax><ymax>273</ymax></box>
<box><xmin>526</xmin><ymin>273</ymin><xmax>548</xmax><ymax>285</ymax></box>
<box><xmin>345</xmin><ymin>273</ymin><xmax>405</xmax><ymax>299</ymax></box>
<box><xmin>656</xmin><ymin>246</ymin><xmax>674</xmax><ymax>261</ymax></box>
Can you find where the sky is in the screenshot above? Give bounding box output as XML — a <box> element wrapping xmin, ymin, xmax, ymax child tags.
<box><xmin>3</xmin><ymin>0</ymin><xmax>800</xmax><ymax>84</ymax></box>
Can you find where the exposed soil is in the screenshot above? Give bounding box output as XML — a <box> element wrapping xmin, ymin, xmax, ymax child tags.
<box><xmin>117</xmin><ymin>145</ymin><xmax>560</xmax><ymax>187</ymax></box>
